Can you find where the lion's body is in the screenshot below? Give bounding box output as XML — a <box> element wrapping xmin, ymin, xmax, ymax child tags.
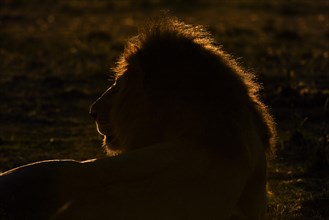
<box><xmin>1</xmin><ymin>139</ymin><xmax>266</xmax><ymax>219</ymax></box>
<box><xmin>0</xmin><ymin>16</ymin><xmax>276</xmax><ymax>219</ymax></box>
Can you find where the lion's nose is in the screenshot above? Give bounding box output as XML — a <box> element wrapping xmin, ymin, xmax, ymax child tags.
<box><xmin>89</xmin><ymin>107</ymin><xmax>98</xmax><ymax>120</ymax></box>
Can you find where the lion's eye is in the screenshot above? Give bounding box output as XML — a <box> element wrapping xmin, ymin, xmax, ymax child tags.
<box><xmin>107</xmin><ymin>78</ymin><xmax>116</xmax><ymax>87</ymax></box>
<box><xmin>110</xmin><ymin>82</ymin><xmax>120</xmax><ymax>93</ymax></box>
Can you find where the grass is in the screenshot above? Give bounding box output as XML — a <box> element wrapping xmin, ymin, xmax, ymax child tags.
<box><xmin>0</xmin><ymin>0</ymin><xmax>328</xmax><ymax>219</ymax></box>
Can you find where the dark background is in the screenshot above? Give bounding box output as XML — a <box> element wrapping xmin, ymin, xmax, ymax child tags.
<box><xmin>0</xmin><ymin>0</ymin><xmax>328</xmax><ymax>219</ymax></box>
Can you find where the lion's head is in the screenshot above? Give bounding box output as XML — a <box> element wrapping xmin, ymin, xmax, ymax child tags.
<box><xmin>90</xmin><ymin>16</ymin><xmax>276</xmax><ymax>158</ymax></box>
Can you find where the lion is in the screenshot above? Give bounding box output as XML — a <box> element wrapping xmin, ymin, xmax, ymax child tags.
<box><xmin>0</xmin><ymin>16</ymin><xmax>276</xmax><ymax>220</ymax></box>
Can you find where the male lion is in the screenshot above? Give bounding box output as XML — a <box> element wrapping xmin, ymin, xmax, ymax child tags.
<box><xmin>0</xmin><ymin>16</ymin><xmax>276</xmax><ymax>219</ymax></box>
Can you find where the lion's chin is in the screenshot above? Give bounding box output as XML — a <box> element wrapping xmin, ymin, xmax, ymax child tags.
<box><xmin>102</xmin><ymin>135</ymin><xmax>122</xmax><ymax>156</ymax></box>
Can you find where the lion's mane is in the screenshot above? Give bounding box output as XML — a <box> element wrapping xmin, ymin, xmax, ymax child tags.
<box><xmin>112</xmin><ymin>16</ymin><xmax>276</xmax><ymax>157</ymax></box>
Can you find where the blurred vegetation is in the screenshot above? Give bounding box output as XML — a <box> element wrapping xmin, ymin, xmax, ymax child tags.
<box><xmin>0</xmin><ymin>0</ymin><xmax>328</xmax><ymax>219</ymax></box>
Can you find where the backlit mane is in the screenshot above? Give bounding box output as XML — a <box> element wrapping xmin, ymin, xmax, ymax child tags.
<box><xmin>113</xmin><ymin>16</ymin><xmax>276</xmax><ymax>156</ymax></box>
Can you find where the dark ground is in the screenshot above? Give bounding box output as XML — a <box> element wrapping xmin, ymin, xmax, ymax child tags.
<box><xmin>0</xmin><ymin>0</ymin><xmax>328</xmax><ymax>219</ymax></box>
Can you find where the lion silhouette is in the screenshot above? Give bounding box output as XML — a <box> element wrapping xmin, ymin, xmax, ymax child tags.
<box><xmin>0</xmin><ymin>16</ymin><xmax>276</xmax><ymax>220</ymax></box>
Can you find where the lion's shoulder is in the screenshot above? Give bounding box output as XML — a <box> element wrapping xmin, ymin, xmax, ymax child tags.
<box><xmin>0</xmin><ymin>160</ymin><xmax>84</xmax><ymax>189</ymax></box>
<box><xmin>65</xmin><ymin>140</ymin><xmax>259</xmax><ymax>219</ymax></box>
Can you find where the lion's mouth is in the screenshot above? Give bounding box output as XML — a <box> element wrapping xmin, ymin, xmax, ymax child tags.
<box><xmin>95</xmin><ymin>121</ymin><xmax>121</xmax><ymax>151</ymax></box>
<box><xmin>105</xmin><ymin>134</ymin><xmax>114</xmax><ymax>143</ymax></box>
<box><xmin>95</xmin><ymin>121</ymin><xmax>110</xmax><ymax>136</ymax></box>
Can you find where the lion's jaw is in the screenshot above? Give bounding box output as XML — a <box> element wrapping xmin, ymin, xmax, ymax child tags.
<box><xmin>90</xmin><ymin>73</ymin><xmax>166</xmax><ymax>153</ymax></box>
